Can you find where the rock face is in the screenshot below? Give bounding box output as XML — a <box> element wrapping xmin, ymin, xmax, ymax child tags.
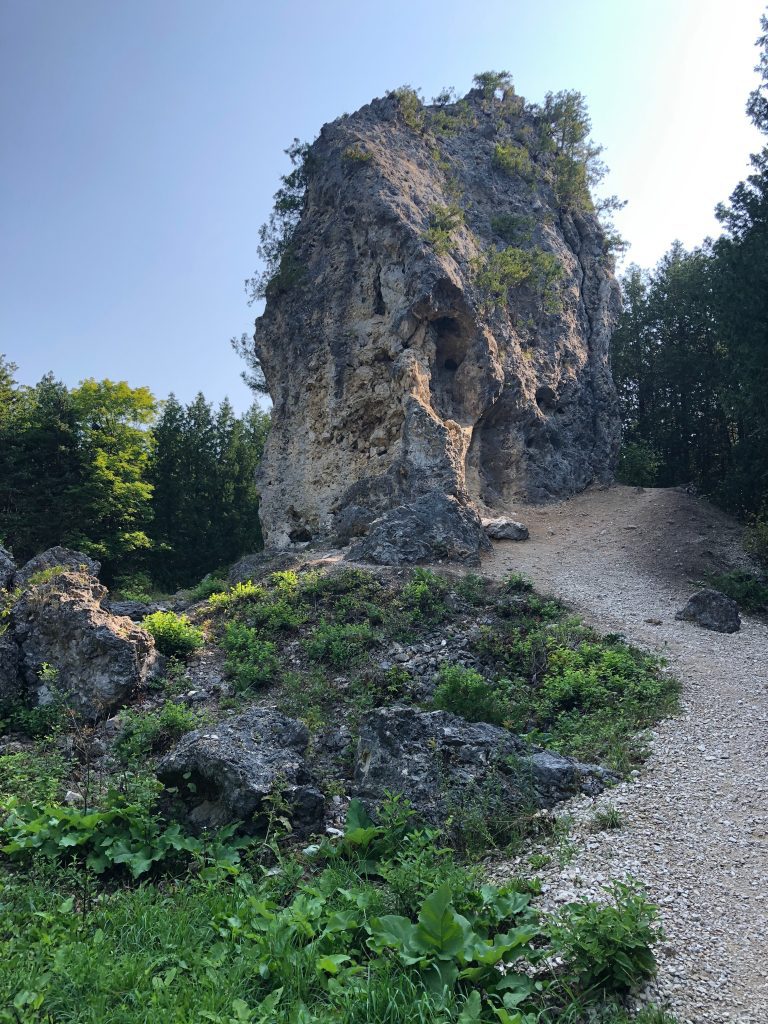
<box><xmin>0</xmin><ymin>545</ymin><xmax>15</xmax><ymax>591</ymax></box>
<box><xmin>348</xmin><ymin>491</ymin><xmax>491</xmax><ymax>566</ymax></box>
<box><xmin>675</xmin><ymin>589</ymin><xmax>741</xmax><ymax>634</ymax></box>
<box><xmin>13</xmin><ymin>546</ymin><xmax>101</xmax><ymax>589</ymax></box>
<box><xmin>253</xmin><ymin>85</ymin><xmax>621</xmax><ymax>556</ymax></box>
<box><xmin>0</xmin><ymin>630</ymin><xmax>22</xmax><ymax>709</ymax></box>
<box><xmin>12</xmin><ymin>570</ymin><xmax>161</xmax><ymax>717</ymax></box>
<box><xmin>157</xmin><ymin>708</ymin><xmax>324</xmax><ymax>832</ymax></box>
<box><xmin>353</xmin><ymin>705</ymin><xmax>614</xmax><ymax>827</ymax></box>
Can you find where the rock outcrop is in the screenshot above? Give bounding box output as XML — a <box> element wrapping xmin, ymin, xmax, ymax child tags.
<box><xmin>12</xmin><ymin>567</ymin><xmax>161</xmax><ymax>717</ymax></box>
<box><xmin>157</xmin><ymin>708</ymin><xmax>324</xmax><ymax>832</ymax></box>
<box><xmin>252</xmin><ymin>85</ymin><xmax>621</xmax><ymax>559</ymax></box>
<box><xmin>0</xmin><ymin>544</ymin><xmax>15</xmax><ymax>591</ymax></box>
<box><xmin>353</xmin><ymin>705</ymin><xmax>615</xmax><ymax>827</ymax></box>
<box><xmin>13</xmin><ymin>545</ymin><xmax>101</xmax><ymax>589</ymax></box>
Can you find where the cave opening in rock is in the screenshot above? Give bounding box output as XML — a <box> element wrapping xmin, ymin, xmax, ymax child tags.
<box><xmin>430</xmin><ymin>316</ymin><xmax>470</xmax><ymax>422</ymax></box>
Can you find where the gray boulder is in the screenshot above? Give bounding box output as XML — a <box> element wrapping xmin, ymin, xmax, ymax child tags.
<box><xmin>12</xmin><ymin>571</ymin><xmax>161</xmax><ymax>717</ymax></box>
<box><xmin>0</xmin><ymin>545</ymin><xmax>15</xmax><ymax>591</ymax></box>
<box><xmin>14</xmin><ymin>546</ymin><xmax>101</xmax><ymax>590</ymax></box>
<box><xmin>0</xmin><ymin>630</ymin><xmax>22</xmax><ymax>709</ymax></box>
<box><xmin>157</xmin><ymin>707</ymin><xmax>324</xmax><ymax>832</ymax></box>
<box><xmin>348</xmin><ymin>491</ymin><xmax>492</xmax><ymax>566</ymax></box>
<box><xmin>104</xmin><ymin>599</ymin><xmax>153</xmax><ymax>621</ymax></box>
<box><xmin>482</xmin><ymin>517</ymin><xmax>529</xmax><ymax>541</ymax></box>
<box><xmin>675</xmin><ymin>589</ymin><xmax>740</xmax><ymax>634</ymax></box>
<box><xmin>353</xmin><ymin>705</ymin><xmax>614</xmax><ymax>827</ymax></box>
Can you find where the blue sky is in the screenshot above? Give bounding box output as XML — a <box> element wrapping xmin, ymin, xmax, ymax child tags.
<box><xmin>1</xmin><ymin>0</ymin><xmax>764</xmax><ymax>412</ymax></box>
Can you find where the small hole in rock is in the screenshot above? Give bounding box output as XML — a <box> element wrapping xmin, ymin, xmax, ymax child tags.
<box><xmin>444</xmin><ymin>358</ymin><xmax>459</xmax><ymax>371</ymax></box>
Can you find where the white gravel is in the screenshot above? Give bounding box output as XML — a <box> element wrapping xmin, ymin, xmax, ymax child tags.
<box><xmin>483</xmin><ymin>485</ymin><xmax>768</xmax><ymax>1024</ymax></box>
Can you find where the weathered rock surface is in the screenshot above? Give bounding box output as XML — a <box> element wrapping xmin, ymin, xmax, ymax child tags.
<box><xmin>157</xmin><ymin>707</ymin><xmax>324</xmax><ymax>831</ymax></box>
<box><xmin>0</xmin><ymin>630</ymin><xmax>22</xmax><ymax>708</ymax></box>
<box><xmin>253</xmin><ymin>86</ymin><xmax>621</xmax><ymax>559</ymax></box>
<box><xmin>482</xmin><ymin>517</ymin><xmax>529</xmax><ymax>541</ymax></box>
<box><xmin>12</xmin><ymin>571</ymin><xmax>161</xmax><ymax>717</ymax></box>
<box><xmin>348</xmin><ymin>491</ymin><xmax>491</xmax><ymax>565</ymax></box>
<box><xmin>675</xmin><ymin>589</ymin><xmax>741</xmax><ymax>634</ymax></box>
<box><xmin>353</xmin><ymin>705</ymin><xmax>614</xmax><ymax>826</ymax></box>
<box><xmin>13</xmin><ymin>546</ymin><xmax>101</xmax><ymax>589</ymax></box>
<box><xmin>0</xmin><ymin>545</ymin><xmax>15</xmax><ymax>591</ymax></box>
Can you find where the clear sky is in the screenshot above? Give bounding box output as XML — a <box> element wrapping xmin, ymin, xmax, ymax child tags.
<box><xmin>1</xmin><ymin>0</ymin><xmax>764</xmax><ymax>412</ymax></box>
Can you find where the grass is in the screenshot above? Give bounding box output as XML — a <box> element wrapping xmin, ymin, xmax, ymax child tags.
<box><xmin>0</xmin><ymin>564</ymin><xmax>681</xmax><ymax>1023</ymax></box>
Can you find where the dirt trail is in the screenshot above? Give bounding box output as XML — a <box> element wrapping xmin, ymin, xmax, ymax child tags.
<box><xmin>481</xmin><ymin>485</ymin><xmax>768</xmax><ymax>1024</ymax></box>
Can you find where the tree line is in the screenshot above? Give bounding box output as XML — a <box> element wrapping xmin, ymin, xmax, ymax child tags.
<box><xmin>611</xmin><ymin>13</ymin><xmax>768</xmax><ymax>560</ymax></box>
<box><xmin>0</xmin><ymin>358</ymin><xmax>269</xmax><ymax>591</ymax></box>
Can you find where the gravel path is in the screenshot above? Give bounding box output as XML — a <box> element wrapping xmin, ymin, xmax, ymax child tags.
<box><xmin>482</xmin><ymin>485</ymin><xmax>768</xmax><ymax>1024</ymax></box>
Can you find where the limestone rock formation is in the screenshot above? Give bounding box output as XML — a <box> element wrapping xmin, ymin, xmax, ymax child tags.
<box><xmin>12</xmin><ymin>569</ymin><xmax>161</xmax><ymax>717</ymax></box>
<box><xmin>252</xmin><ymin>85</ymin><xmax>621</xmax><ymax>556</ymax></box>
<box><xmin>157</xmin><ymin>707</ymin><xmax>324</xmax><ymax>832</ymax></box>
<box><xmin>13</xmin><ymin>545</ymin><xmax>101</xmax><ymax>589</ymax></box>
<box><xmin>353</xmin><ymin>705</ymin><xmax>615</xmax><ymax>827</ymax></box>
<box><xmin>0</xmin><ymin>544</ymin><xmax>15</xmax><ymax>591</ymax></box>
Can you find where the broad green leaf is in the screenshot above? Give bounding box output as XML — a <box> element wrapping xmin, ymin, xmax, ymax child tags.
<box><xmin>413</xmin><ymin>885</ymin><xmax>471</xmax><ymax>957</ymax></box>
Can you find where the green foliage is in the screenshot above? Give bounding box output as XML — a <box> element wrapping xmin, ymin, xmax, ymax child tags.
<box><xmin>455</xmin><ymin>573</ymin><xmax>490</xmax><ymax>606</ymax></box>
<box><xmin>0</xmin><ymin>792</ymin><xmax>244</xmax><ymax>880</ymax></box>
<box><xmin>492</xmin><ymin>142</ymin><xmax>532</xmax><ymax>178</ymax></box>
<box><xmin>208</xmin><ymin>580</ymin><xmax>266</xmax><ymax>610</ymax></box>
<box><xmin>115</xmin><ymin>701</ymin><xmax>203</xmax><ymax>763</ymax></box>
<box><xmin>27</xmin><ymin>563</ymin><xmax>84</xmax><ymax>586</ymax></box>
<box><xmin>142</xmin><ymin>611</ymin><xmax>205</xmax><ymax>658</ymax></box>
<box><xmin>422</xmin><ymin>203</ymin><xmax>464</xmax><ymax>255</ymax></box>
<box><xmin>703</xmin><ymin>569</ymin><xmax>768</xmax><ymax>614</ymax></box>
<box><xmin>246</xmin><ymin>138</ymin><xmax>312</xmax><ymax>303</ymax></box>
<box><xmin>589</xmin><ymin>806</ymin><xmax>624</xmax><ymax>832</ymax></box>
<box><xmin>433</xmin><ymin>664</ymin><xmax>508</xmax><ymax>725</ymax></box>
<box><xmin>473</xmin><ymin>70</ymin><xmax>514</xmax><ymax>98</ymax></box>
<box><xmin>342</xmin><ymin>144</ymin><xmax>372</xmax><ymax>163</ymax></box>
<box><xmin>185</xmin><ymin>574</ymin><xmax>228</xmax><ymax>602</ymax></box>
<box><xmin>551</xmin><ymin>882</ymin><xmax>662</xmax><ymax>995</ymax></box>
<box><xmin>502</xmin><ymin>573</ymin><xmax>534</xmax><ymax>594</ymax></box>
<box><xmin>115</xmin><ymin>570</ymin><xmax>156</xmax><ymax>602</ymax></box>
<box><xmin>401</xmin><ymin>569</ymin><xmax>449</xmax><ymax>622</ymax></box>
<box><xmin>221</xmin><ymin>622</ymin><xmax>281</xmax><ymax>690</ymax></box>
<box><xmin>490</xmin><ymin>213</ymin><xmax>536</xmax><ymax>246</ymax></box>
<box><xmin>473</xmin><ymin>246</ymin><xmax>562</xmax><ymax>311</ymax></box>
<box><xmin>304</xmin><ymin>620</ymin><xmax>377</xmax><ymax>667</ymax></box>
<box><xmin>390</xmin><ymin>85</ymin><xmax>424</xmax><ymax>130</ymax></box>
<box><xmin>0</xmin><ymin>748</ymin><xmax>68</xmax><ymax>805</ymax></box>
<box><xmin>616</xmin><ymin>441</ymin><xmax>661</xmax><ymax>487</ymax></box>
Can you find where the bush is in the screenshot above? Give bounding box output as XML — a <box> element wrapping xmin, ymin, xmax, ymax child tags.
<box><xmin>704</xmin><ymin>569</ymin><xmax>768</xmax><ymax>614</ymax></box>
<box><xmin>473</xmin><ymin>245</ymin><xmax>561</xmax><ymax>310</ymax></box>
<box><xmin>185</xmin><ymin>575</ymin><xmax>227</xmax><ymax>602</ymax></box>
<box><xmin>115</xmin><ymin>701</ymin><xmax>203</xmax><ymax>762</ymax></box>
<box><xmin>492</xmin><ymin>141</ymin><xmax>532</xmax><ymax>177</ymax></box>
<box><xmin>616</xmin><ymin>440</ymin><xmax>660</xmax><ymax>487</ymax></box>
<box><xmin>142</xmin><ymin>611</ymin><xmax>204</xmax><ymax>658</ymax></box>
<box><xmin>389</xmin><ymin>85</ymin><xmax>424</xmax><ymax>130</ymax></box>
<box><xmin>114</xmin><ymin>572</ymin><xmax>156</xmax><ymax>603</ymax></box>
<box><xmin>221</xmin><ymin>621</ymin><xmax>281</xmax><ymax>690</ymax></box>
<box><xmin>304</xmin><ymin>620</ymin><xmax>377</xmax><ymax>667</ymax></box>
<box><xmin>550</xmin><ymin>881</ymin><xmax>662</xmax><ymax>994</ymax></box>
<box><xmin>422</xmin><ymin>203</ymin><xmax>464</xmax><ymax>255</ymax></box>
<box><xmin>207</xmin><ymin>579</ymin><xmax>266</xmax><ymax>610</ymax></box>
<box><xmin>432</xmin><ymin>664</ymin><xmax>508</xmax><ymax>724</ymax></box>
<box><xmin>401</xmin><ymin>568</ymin><xmax>448</xmax><ymax>621</ymax></box>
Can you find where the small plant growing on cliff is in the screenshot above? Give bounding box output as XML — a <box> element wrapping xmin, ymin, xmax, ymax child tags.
<box><xmin>422</xmin><ymin>203</ymin><xmax>464</xmax><ymax>255</ymax></box>
<box><xmin>246</xmin><ymin>138</ymin><xmax>312</xmax><ymax>303</ymax></box>
<box><xmin>304</xmin><ymin>620</ymin><xmax>376</xmax><ymax>667</ymax></box>
<box><xmin>208</xmin><ymin>580</ymin><xmax>266</xmax><ymax>610</ymax></box>
<box><xmin>473</xmin><ymin>70</ymin><xmax>513</xmax><ymax>99</ymax></box>
<box><xmin>473</xmin><ymin>245</ymin><xmax>562</xmax><ymax>311</ymax></box>
<box><xmin>401</xmin><ymin>568</ymin><xmax>448</xmax><ymax>621</ymax></box>
<box><xmin>342</xmin><ymin>143</ymin><xmax>372</xmax><ymax>163</ymax></box>
<box><xmin>115</xmin><ymin>701</ymin><xmax>204</xmax><ymax>762</ymax></box>
<box><xmin>142</xmin><ymin>611</ymin><xmax>204</xmax><ymax>658</ymax></box>
<box><xmin>389</xmin><ymin>85</ymin><xmax>424</xmax><ymax>130</ymax></box>
<box><xmin>492</xmin><ymin>141</ymin><xmax>532</xmax><ymax>178</ymax></box>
